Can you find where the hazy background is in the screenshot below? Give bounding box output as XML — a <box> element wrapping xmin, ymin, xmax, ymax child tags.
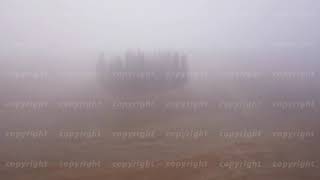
<box><xmin>1</xmin><ymin>1</ymin><xmax>320</xmax><ymax>180</ymax></box>
<box><xmin>1</xmin><ymin>0</ymin><xmax>319</xmax><ymax>55</ymax></box>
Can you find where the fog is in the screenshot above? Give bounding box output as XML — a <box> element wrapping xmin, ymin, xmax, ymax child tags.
<box><xmin>1</xmin><ymin>1</ymin><xmax>320</xmax><ymax>180</ymax></box>
<box><xmin>1</xmin><ymin>0</ymin><xmax>319</xmax><ymax>55</ymax></box>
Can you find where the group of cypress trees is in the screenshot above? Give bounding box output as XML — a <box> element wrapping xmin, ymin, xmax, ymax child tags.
<box><xmin>97</xmin><ymin>51</ymin><xmax>189</xmax><ymax>96</ymax></box>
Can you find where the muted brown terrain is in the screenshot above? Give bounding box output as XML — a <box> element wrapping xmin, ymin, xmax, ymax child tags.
<box><xmin>1</xmin><ymin>54</ymin><xmax>320</xmax><ymax>179</ymax></box>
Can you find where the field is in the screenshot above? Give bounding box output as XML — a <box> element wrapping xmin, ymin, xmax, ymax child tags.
<box><xmin>0</xmin><ymin>54</ymin><xmax>320</xmax><ymax>179</ymax></box>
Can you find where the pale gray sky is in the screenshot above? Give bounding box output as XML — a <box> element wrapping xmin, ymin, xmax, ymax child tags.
<box><xmin>0</xmin><ymin>0</ymin><xmax>319</xmax><ymax>56</ymax></box>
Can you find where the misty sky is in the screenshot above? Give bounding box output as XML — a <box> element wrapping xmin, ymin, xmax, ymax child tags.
<box><xmin>0</xmin><ymin>0</ymin><xmax>319</xmax><ymax>56</ymax></box>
